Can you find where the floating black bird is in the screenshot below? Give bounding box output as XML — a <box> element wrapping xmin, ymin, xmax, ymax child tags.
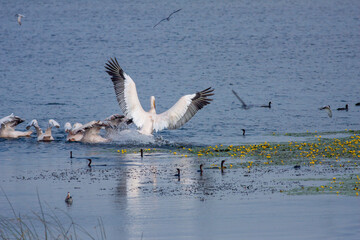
<box><xmin>355</xmin><ymin>102</ymin><xmax>360</xmax><ymax>106</ymax></box>
<box><xmin>174</xmin><ymin>168</ymin><xmax>181</xmax><ymax>177</ymax></box>
<box><xmin>197</xmin><ymin>164</ymin><xmax>203</xmax><ymax>174</ymax></box>
<box><xmin>153</xmin><ymin>8</ymin><xmax>182</xmax><ymax>28</ymax></box>
<box><xmin>231</xmin><ymin>90</ymin><xmax>250</xmax><ymax>109</ymax></box>
<box><xmin>221</xmin><ymin>160</ymin><xmax>227</xmax><ymax>172</ymax></box>
<box><xmin>65</xmin><ymin>192</ymin><xmax>73</xmax><ymax>204</ymax></box>
<box><xmin>337</xmin><ymin>104</ymin><xmax>348</xmax><ymax>111</ymax></box>
<box><xmin>87</xmin><ymin>158</ymin><xmax>107</xmax><ymax>167</ymax></box>
<box><xmin>261</xmin><ymin>101</ymin><xmax>272</xmax><ymax>108</ymax></box>
<box><xmin>241</xmin><ymin>129</ymin><xmax>246</xmax><ymax>136</ymax></box>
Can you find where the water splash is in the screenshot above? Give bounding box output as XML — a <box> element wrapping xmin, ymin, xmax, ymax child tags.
<box><xmin>108</xmin><ymin>129</ymin><xmax>155</xmax><ymax>145</ymax></box>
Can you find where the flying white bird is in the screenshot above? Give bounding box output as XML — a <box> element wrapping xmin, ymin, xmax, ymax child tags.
<box><xmin>26</xmin><ymin>119</ymin><xmax>60</xmax><ymax>141</ymax></box>
<box><xmin>15</xmin><ymin>14</ymin><xmax>25</xmax><ymax>25</ymax></box>
<box><xmin>105</xmin><ymin>57</ymin><xmax>214</xmax><ymax>136</ymax></box>
<box><xmin>0</xmin><ymin>113</ymin><xmax>32</xmax><ymax>138</ymax></box>
<box><xmin>319</xmin><ymin>105</ymin><xmax>332</xmax><ymax>118</ymax></box>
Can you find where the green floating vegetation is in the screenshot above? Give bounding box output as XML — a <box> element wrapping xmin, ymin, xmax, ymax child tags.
<box><xmin>111</xmin><ymin>131</ymin><xmax>360</xmax><ymax>171</ymax></box>
<box><xmin>288</xmin><ymin>175</ymin><xmax>360</xmax><ymax>197</ymax></box>
<box><xmin>283</xmin><ymin>129</ymin><xmax>360</xmax><ymax>137</ymax></box>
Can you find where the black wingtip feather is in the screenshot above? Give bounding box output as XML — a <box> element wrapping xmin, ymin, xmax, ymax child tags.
<box><xmin>105</xmin><ymin>57</ymin><xmax>125</xmax><ymax>79</ymax></box>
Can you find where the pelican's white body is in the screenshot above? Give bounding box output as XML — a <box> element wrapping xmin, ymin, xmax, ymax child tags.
<box><xmin>0</xmin><ymin>114</ymin><xmax>32</xmax><ymax>138</ymax></box>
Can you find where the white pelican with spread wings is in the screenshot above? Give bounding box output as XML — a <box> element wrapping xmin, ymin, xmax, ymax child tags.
<box><xmin>105</xmin><ymin>58</ymin><xmax>214</xmax><ymax>135</ymax></box>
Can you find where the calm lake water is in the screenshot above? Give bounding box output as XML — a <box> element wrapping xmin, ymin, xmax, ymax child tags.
<box><xmin>1</xmin><ymin>0</ymin><xmax>360</xmax><ymax>239</ymax></box>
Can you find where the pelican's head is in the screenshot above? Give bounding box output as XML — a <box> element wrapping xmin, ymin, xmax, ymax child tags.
<box><xmin>150</xmin><ymin>96</ymin><xmax>156</xmax><ymax>110</ymax></box>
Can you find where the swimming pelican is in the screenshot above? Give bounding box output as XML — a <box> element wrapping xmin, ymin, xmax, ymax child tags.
<box><xmin>65</xmin><ymin>192</ymin><xmax>73</xmax><ymax>204</ymax></box>
<box><xmin>337</xmin><ymin>104</ymin><xmax>348</xmax><ymax>111</ymax></box>
<box><xmin>15</xmin><ymin>14</ymin><xmax>25</xmax><ymax>25</ymax></box>
<box><xmin>319</xmin><ymin>105</ymin><xmax>332</xmax><ymax>118</ymax></box>
<box><xmin>153</xmin><ymin>8</ymin><xmax>182</xmax><ymax>28</ymax></box>
<box><xmin>72</xmin><ymin>120</ymin><xmax>109</xmax><ymax>143</ymax></box>
<box><xmin>0</xmin><ymin>113</ymin><xmax>32</xmax><ymax>138</ymax></box>
<box><xmin>64</xmin><ymin>122</ymin><xmax>84</xmax><ymax>141</ymax></box>
<box><xmin>105</xmin><ymin>57</ymin><xmax>214</xmax><ymax>136</ymax></box>
<box><xmin>26</xmin><ymin>119</ymin><xmax>60</xmax><ymax>141</ymax></box>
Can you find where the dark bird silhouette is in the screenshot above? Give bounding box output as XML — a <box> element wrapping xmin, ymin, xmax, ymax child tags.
<box><xmin>231</xmin><ymin>90</ymin><xmax>250</xmax><ymax>109</ymax></box>
<box><xmin>87</xmin><ymin>158</ymin><xmax>107</xmax><ymax>167</ymax></box>
<box><xmin>355</xmin><ymin>102</ymin><xmax>360</xmax><ymax>106</ymax></box>
<box><xmin>174</xmin><ymin>168</ymin><xmax>181</xmax><ymax>177</ymax></box>
<box><xmin>221</xmin><ymin>160</ymin><xmax>227</xmax><ymax>173</ymax></box>
<box><xmin>197</xmin><ymin>164</ymin><xmax>203</xmax><ymax>174</ymax></box>
<box><xmin>65</xmin><ymin>192</ymin><xmax>73</xmax><ymax>204</ymax></box>
<box><xmin>241</xmin><ymin>129</ymin><xmax>246</xmax><ymax>136</ymax></box>
<box><xmin>337</xmin><ymin>104</ymin><xmax>348</xmax><ymax>111</ymax></box>
<box><xmin>261</xmin><ymin>101</ymin><xmax>272</xmax><ymax>108</ymax></box>
<box><xmin>153</xmin><ymin>9</ymin><xmax>182</xmax><ymax>28</ymax></box>
<box><xmin>294</xmin><ymin>165</ymin><xmax>301</xmax><ymax>170</ymax></box>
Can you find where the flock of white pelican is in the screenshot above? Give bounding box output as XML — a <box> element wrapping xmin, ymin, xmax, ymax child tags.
<box><xmin>0</xmin><ymin>57</ymin><xmax>214</xmax><ymax>143</ymax></box>
<box><xmin>0</xmin><ymin>113</ymin><xmax>132</xmax><ymax>143</ymax></box>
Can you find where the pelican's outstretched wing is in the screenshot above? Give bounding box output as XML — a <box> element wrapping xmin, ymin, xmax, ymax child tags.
<box><xmin>73</xmin><ymin>121</ymin><xmax>108</xmax><ymax>134</ymax></box>
<box><xmin>105</xmin><ymin>114</ymin><xmax>126</xmax><ymax>121</ymax></box>
<box><xmin>105</xmin><ymin>114</ymin><xmax>132</xmax><ymax>126</ymax></box>
<box><xmin>0</xmin><ymin>113</ymin><xmax>24</xmax><ymax>128</ymax></box>
<box><xmin>153</xmin><ymin>87</ymin><xmax>214</xmax><ymax>131</ymax></box>
<box><xmin>105</xmin><ymin>58</ymin><xmax>147</xmax><ymax>128</ymax></box>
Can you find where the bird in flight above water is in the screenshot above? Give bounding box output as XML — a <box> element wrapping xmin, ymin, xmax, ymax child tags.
<box><xmin>15</xmin><ymin>14</ymin><xmax>25</xmax><ymax>25</ymax></box>
<box><xmin>105</xmin><ymin>57</ymin><xmax>214</xmax><ymax>136</ymax></box>
<box><xmin>231</xmin><ymin>90</ymin><xmax>250</xmax><ymax>109</ymax></box>
<box><xmin>153</xmin><ymin>8</ymin><xmax>182</xmax><ymax>28</ymax></box>
<box><xmin>319</xmin><ymin>105</ymin><xmax>332</xmax><ymax>118</ymax></box>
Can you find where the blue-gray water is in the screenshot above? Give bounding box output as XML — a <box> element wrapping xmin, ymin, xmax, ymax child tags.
<box><xmin>1</xmin><ymin>0</ymin><xmax>360</xmax><ymax>239</ymax></box>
